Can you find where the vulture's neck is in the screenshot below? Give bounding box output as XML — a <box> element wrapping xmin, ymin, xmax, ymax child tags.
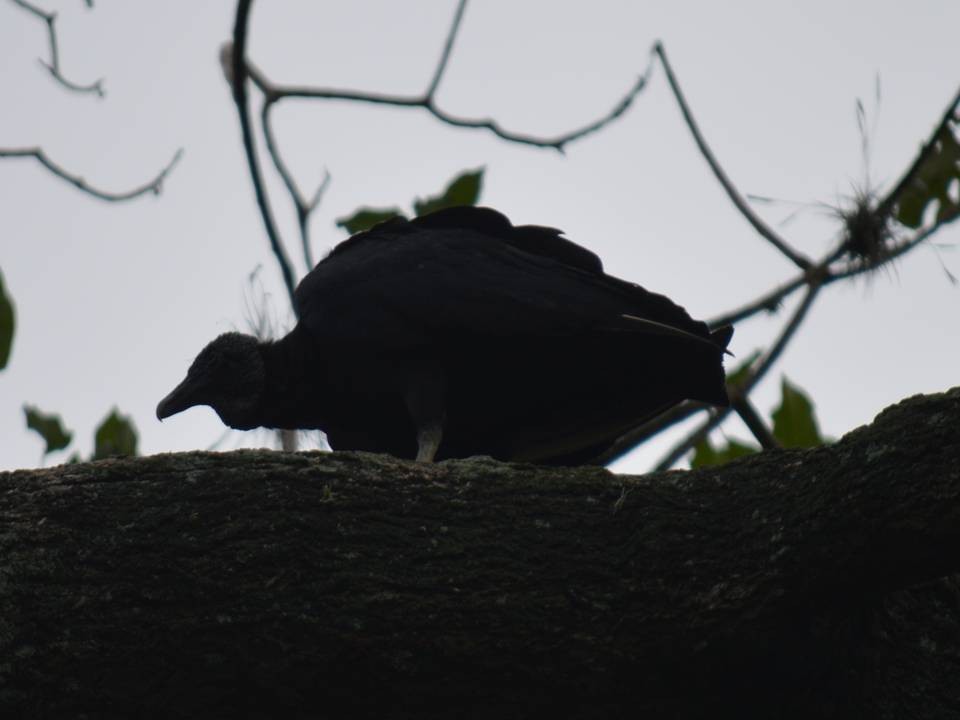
<box><xmin>257</xmin><ymin>324</ymin><xmax>325</xmax><ymax>430</ymax></box>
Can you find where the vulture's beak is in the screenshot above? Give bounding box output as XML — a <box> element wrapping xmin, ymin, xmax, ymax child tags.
<box><xmin>156</xmin><ymin>375</ymin><xmax>203</xmax><ymax>421</ymax></box>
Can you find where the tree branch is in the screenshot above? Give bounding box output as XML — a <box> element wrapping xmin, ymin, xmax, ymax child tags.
<box><xmin>10</xmin><ymin>0</ymin><xmax>104</xmax><ymax>97</ymax></box>
<box><xmin>584</xmin><ymin>61</ymin><xmax>956</xmax><ymax>469</ymax></box>
<box><xmin>2</xmin><ymin>387</ymin><xmax>960</xmax><ymax>718</ymax></box>
<box><xmin>242</xmin><ymin>47</ymin><xmax>656</xmax><ymax>154</ymax></box>
<box><xmin>589</xmin><ymin>401</ymin><xmax>709</xmax><ymax>466</ymax></box>
<box><xmin>425</xmin><ymin>0</ymin><xmax>468</xmax><ymax>100</ymax></box>
<box><xmin>260</xmin><ymin>100</ymin><xmax>329</xmax><ymax>271</ymax></box>
<box><xmin>732</xmin><ymin>394</ymin><xmax>780</xmax><ymax>449</ymax></box>
<box><xmin>229</xmin><ymin>0</ymin><xmax>299</xmax><ymax>311</ymax></box>
<box><xmin>707</xmin><ymin>271</ymin><xmax>809</xmax><ymax>328</ymax></box>
<box><xmin>0</xmin><ymin>146</ymin><xmax>182</xmax><ymax>201</ymax></box>
<box><xmin>708</xmin><ymin>84</ymin><xmax>960</xmax><ymax>330</ymax></box>
<box><xmin>653</xmin><ymin>42</ymin><xmax>812</xmax><ymax>270</ymax></box>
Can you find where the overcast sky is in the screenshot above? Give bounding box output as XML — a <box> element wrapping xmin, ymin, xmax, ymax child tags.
<box><xmin>2</xmin><ymin>0</ymin><xmax>958</xmax><ymax>473</ymax></box>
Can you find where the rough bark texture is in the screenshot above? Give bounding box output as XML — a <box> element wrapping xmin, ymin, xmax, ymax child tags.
<box><xmin>2</xmin><ymin>388</ymin><xmax>960</xmax><ymax>719</ymax></box>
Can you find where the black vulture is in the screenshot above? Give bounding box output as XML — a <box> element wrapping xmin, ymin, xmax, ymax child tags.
<box><xmin>157</xmin><ymin>206</ymin><xmax>732</xmax><ymax>465</ymax></box>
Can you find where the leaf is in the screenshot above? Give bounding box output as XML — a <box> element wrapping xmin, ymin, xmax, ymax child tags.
<box><xmin>413</xmin><ymin>168</ymin><xmax>484</xmax><ymax>217</ymax></box>
<box><xmin>895</xmin><ymin>123</ymin><xmax>960</xmax><ymax>229</ymax></box>
<box><xmin>690</xmin><ymin>437</ymin><xmax>719</xmax><ymax>468</ymax></box>
<box><xmin>771</xmin><ymin>377</ymin><xmax>824</xmax><ymax>449</ymax></box>
<box><xmin>0</xmin><ymin>267</ymin><xmax>14</xmax><ymax>370</ymax></box>
<box><xmin>93</xmin><ymin>408</ymin><xmax>138</xmax><ymax>459</ymax></box>
<box><xmin>691</xmin><ymin>437</ymin><xmax>758</xmax><ymax>469</ymax></box>
<box><xmin>24</xmin><ymin>405</ymin><xmax>73</xmax><ymax>455</ymax></box>
<box><xmin>725</xmin><ymin>349</ymin><xmax>762</xmax><ymax>391</ymax></box>
<box><xmin>335</xmin><ymin>208</ymin><xmax>405</xmax><ymax>235</ymax></box>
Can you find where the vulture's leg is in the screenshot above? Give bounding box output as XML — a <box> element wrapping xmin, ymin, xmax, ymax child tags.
<box><xmin>405</xmin><ymin>369</ymin><xmax>447</xmax><ymax>463</ymax></box>
<box><xmin>415</xmin><ymin>424</ymin><xmax>444</xmax><ymax>463</ymax></box>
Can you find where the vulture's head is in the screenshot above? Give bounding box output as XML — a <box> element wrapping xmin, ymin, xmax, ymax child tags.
<box><xmin>156</xmin><ymin>332</ymin><xmax>265</xmax><ymax>430</ymax></box>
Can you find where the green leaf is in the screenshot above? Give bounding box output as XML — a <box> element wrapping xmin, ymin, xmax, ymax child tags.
<box><xmin>0</xmin><ymin>267</ymin><xmax>14</xmax><ymax>370</ymax></box>
<box><xmin>895</xmin><ymin>123</ymin><xmax>960</xmax><ymax>229</ymax></box>
<box><xmin>725</xmin><ymin>349</ymin><xmax>761</xmax><ymax>391</ymax></box>
<box><xmin>690</xmin><ymin>437</ymin><xmax>719</xmax><ymax>468</ymax></box>
<box><xmin>335</xmin><ymin>208</ymin><xmax>405</xmax><ymax>235</ymax></box>
<box><xmin>771</xmin><ymin>377</ymin><xmax>824</xmax><ymax>449</ymax></box>
<box><xmin>413</xmin><ymin>168</ymin><xmax>484</xmax><ymax>217</ymax></box>
<box><xmin>691</xmin><ymin>437</ymin><xmax>758</xmax><ymax>469</ymax></box>
<box><xmin>24</xmin><ymin>405</ymin><xmax>73</xmax><ymax>455</ymax></box>
<box><xmin>93</xmin><ymin>408</ymin><xmax>138</xmax><ymax>460</ymax></box>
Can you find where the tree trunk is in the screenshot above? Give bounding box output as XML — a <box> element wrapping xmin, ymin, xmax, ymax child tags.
<box><xmin>2</xmin><ymin>388</ymin><xmax>959</xmax><ymax>719</ymax></box>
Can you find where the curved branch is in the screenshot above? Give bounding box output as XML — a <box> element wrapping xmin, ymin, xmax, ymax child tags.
<box><xmin>425</xmin><ymin>0</ymin><xmax>468</xmax><ymax>100</ymax></box>
<box><xmin>244</xmin><ymin>53</ymin><xmax>655</xmax><ymax>153</ymax></box>
<box><xmin>0</xmin><ymin>147</ymin><xmax>182</xmax><ymax>201</ymax></box>
<box><xmin>230</xmin><ymin>0</ymin><xmax>298</xmax><ymax>312</ymax></box>
<box><xmin>10</xmin><ymin>0</ymin><xmax>104</xmax><ymax>97</ymax></box>
<box><xmin>654</xmin><ymin>42</ymin><xmax>812</xmax><ymax>270</ymax></box>
<box><xmin>261</xmin><ymin>101</ymin><xmax>329</xmax><ymax>271</ymax></box>
<box><xmin>707</xmin><ymin>272</ymin><xmax>809</xmax><ymax>328</ymax></box>
<box><xmin>589</xmin><ymin>401</ymin><xmax>708</xmax><ymax>466</ymax></box>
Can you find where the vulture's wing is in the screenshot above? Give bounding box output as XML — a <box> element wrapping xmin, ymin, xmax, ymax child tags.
<box><xmin>295</xmin><ymin>207</ymin><xmax>723</xmax><ymax>352</ymax></box>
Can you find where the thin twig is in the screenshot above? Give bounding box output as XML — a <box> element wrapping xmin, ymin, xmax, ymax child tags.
<box><xmin>242</xmin><ymin>0</ymin><xmax>650</xmax><ymax>281</ymax></box>
<box><xmin>595</xmin><ymin>64</ymin><xmax>955</xmax><ymax>468</ymax></box>
<box><xmin>244</xmin><ymin>54</ymin><xmax>655</xmax><ymax>154</ymax></box>
<box><xmin>10</xmin><ymin>0</ymin><xmax>104</xmax><ymax>97</ymax></box>
<box><xmin>300</xmin><ymin>170</ymin><xmax>330</xmax><ymax>270</ymax></box>
<box><xmin>653</xmin><ymin>410</ymin><xmax>724</xmax><ymax>473</ymax></box>
<box><xmin>710</xmin><ymin>213</ymin><xmax>944</xmax><ymax>330</ymax></box>
<box><xmin>425</xmin><ymin>0</ymin><xmax>468</xmax><ymax>100</ymax></box>
<box><xmin>260</xmin><ymin>101</ymin><xmax>330</xmax><ymax>271</ymax></box>
<box><xmin>589</xmin><ymin>400</ymin><xmax>708</xmax><ymax>466</ymax></box>
<box><xmin>0</xmin><ymin>147</ymin><xmax>182</xmax><ymax>201</ymax></box>
<box><xmin>654</xmin><ymin>42</ymin><xmax>812</xmax><ymax>270</ymax></box>
<box><xmin>732</xmin><ymin>395</ymin><xmax>779</xmax><ymax>450</ymax></box>
<box><xmin>230</xmin><ymin>0</ymin><xmax>299</xmax><ymax>312</ymax></box>
<box><xmin>606</xmin><ymin>214</ymin><xmax>940</xmax><ymax>467</ymax></box>
<box><xmin>708</xmin><ymin>272</ymin><xmax>810</xmax><ymax>328</ymax></box>
<box><xmin>747</xmin><ymin>278</ymin><xmax>824</xmax><ymax>393</ymax></box>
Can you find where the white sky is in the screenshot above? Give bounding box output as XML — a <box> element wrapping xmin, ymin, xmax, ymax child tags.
<box><xmin>2</xmin><ymin>1</ymin><xmax>958</xmax><ymax>473</ymax></box>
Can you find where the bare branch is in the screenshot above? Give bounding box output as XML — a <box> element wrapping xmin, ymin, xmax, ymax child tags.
<box><xmin>588</xmin><ymin>400</ymin><xmax>709</xmax><ymax>466</ymax></box>
<box><xmin>707</xmin><ymin>272</ymin><xmax>809</xmax><ymax>328</ymax></box>
<box><xmin>260</xmin><ymin>101</ymin><xmax>330</xmax><ymax>271</ymax></box>
<box><xmin>0</xmin><ymin>147</ymin><xmax>183</xmax><ymax>202</ymax></box>
<box><xmin>732</xmin><ymin>395</ymin><xmax>779</xmax><ymax>450</ymax></box>
<box><xmin>653</xmin><ymin>42</ymin><xmax>812</xmax><ymax>270</ymax></box>
<box><xmin>587</xmin><ymin>62</ymin><xmax>957</xmax><ymax>469</ymax></box>
<box><xmin>652</xmin><ymin>409</ymin><xmax>724</xmax><ymax>473</ymax></box>
<box><xmin>10</xmin><ymin>0</ymin><xmax>105</xmax><ymax>97</ymax></box>
<box><xmin>425</xmin><ymin>0</ymin><xmax>468</xmax><ymax>100</ymax></box>
<box><xmin>229</xmin><ymin>1</ymin><xmax>299</xmax><ymax>312</ymax></box>
<box><xmin>605</xmin><ymin>212</ymin><xmax>943</xmax><ymax>467</ymax></box>
<box><xmin>243</xmin><ymin>51</ymin><xmax>655</xmax><ymax>153</ymax></box>
<box><xmin>711</xmin><ymin>211</ymin><xmax>945</xmax><ymax>330</ymax></box>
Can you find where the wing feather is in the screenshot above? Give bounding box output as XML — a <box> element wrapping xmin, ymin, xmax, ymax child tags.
<box><xmin>296</xmin><ymin>208</ymin><xmax>718</xmax><ymax>350</ymax></box>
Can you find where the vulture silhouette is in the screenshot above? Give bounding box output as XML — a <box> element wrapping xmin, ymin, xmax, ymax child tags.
<box><xmin>157</xmin><ymin>206</ymin><xmax>732</xmax><ymax>465</ymax></box>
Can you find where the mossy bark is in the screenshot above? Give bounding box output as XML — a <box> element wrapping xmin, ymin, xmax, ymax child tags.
<box><xmin>2</xmin><ymin>388</ymin><xmax>959</xmax><ymax>719</ymax></box>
